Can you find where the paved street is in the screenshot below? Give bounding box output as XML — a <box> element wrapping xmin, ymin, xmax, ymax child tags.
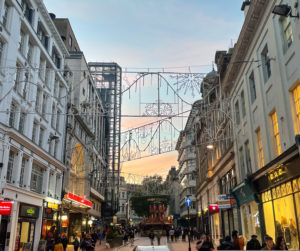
<box><xmin>66</xmin><ymin>237</ymin><xmax>198</xmax><ymax>251</ymax></box>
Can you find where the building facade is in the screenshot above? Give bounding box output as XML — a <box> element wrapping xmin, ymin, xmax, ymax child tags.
<box><xmin>224</xmin><ymin>0</ymin><xmax>300</xmax><ymax>249</ymax></box>
<box><xmin>176</xmin><ymin>105</ymin><xmax>198</xmax><ymax>227</ymax></box>
<box><xmin>0</xmin><ymin>0</ymin><xmax>69</xmax><ymax>250</ymax></box>
<box><xmin>53</xmin><ymin>18</ymin><xmax>107</xmax><ymax>239</ymax></box>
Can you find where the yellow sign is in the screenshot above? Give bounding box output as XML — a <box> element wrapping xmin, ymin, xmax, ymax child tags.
<box><xmin>27</xmin><ymin>208</ymin><xmax>35</xmax><ymax>215</ymax></box>
<box><xmin>48</xmin><ymin>202</ymin><xmax>59</xmax><ymax>210</ymax></box>
<box><xmin>268</xmin><ymin>164</ymin><xmax>287</xmax><ymax>182</ymax></box>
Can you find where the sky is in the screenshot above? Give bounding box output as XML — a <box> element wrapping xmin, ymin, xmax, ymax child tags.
<box><xmin>44</xmin><ymin>0</ymin><xmax>244</xmax><ymax>181</ymax></box>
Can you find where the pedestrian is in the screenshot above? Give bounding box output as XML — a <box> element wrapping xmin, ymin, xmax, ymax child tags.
<box><xmin>129</xmin><ymin>229</ymin><xmax>135</xmax><ymax>246</ymax></box>
<box><xmin>97</xmin><ymin>230</ymin><xmax>102</xmax><ymax>245</ymax></box>
<box><xmin>72</xmin><ymin>234</ymin><xmax>80</xmax><ymax>251</ymax></box>
<box><xmin>261</xmin><ymin>236</ymin><xmax>275</xmax><ymax>250</ymax></box>
<box><xmin>166</xmin><ymin>228</ymin><xmax>170</xmax><ymax>242</ymax></box>
<box><xmin>182</xmin><ymin>229</ymin><xmax>186</xmax><ymax>242</ymax></box>
<box><xmin>218</xmin><ymin>236</ymin><xmax>233</xmax><ymax>250</ymax></box>
<box><xmin>156</xmin><ymin>229</ymin><xmax>162</xmax><ymax>246</ymax></box>
<box><xmin>232</xmin><ymin>230</ymin><xmax>245</xmax><ymax>250</ymax></box>
<box><xmin>46</xmin><ymin>226</ymin><xmax>56</xmax><ymax>251</ymax></box>
<box><xmin>275</xmin><ymin>236</ymin><xmax>288</xmax><ymax>250</ymax></box>
<box><xmin>54</xmin><ymin>237</ymin><xmax>64</xmax><ymax>251</ymax></box>
<box><xmin>170</xmin><ymin>228</ymin><xmax>175</xmax><ymax>242</ymax></box>
<box><xmin>246</xmin><ymin>234</ymin><xmax>261</xmax><ymax>250</ymax></box>
<box><xmin>196</xmin><ymin>233</ymin><xmax>214</xmax><ymax>251</ymax></box>
<box><xmin>149</xmin><ymin>230</ymin><xmax>155</xmax><ymax>245</ymax></box>
<box><xmin>61</xmin><ymin>232</ymin><xmax>68</xmax><ymax>251</ymax></box>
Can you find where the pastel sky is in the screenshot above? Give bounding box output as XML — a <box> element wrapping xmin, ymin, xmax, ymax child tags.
<box><xmin>44</xmin><ymin>0</ymin><xmax>244</xmax><ymax>180</ymax></box>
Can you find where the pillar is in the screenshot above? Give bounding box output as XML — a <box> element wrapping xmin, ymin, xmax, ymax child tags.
<box><xmin>23</xmin><ymin>157</ymin><xmax>33</xmax><ymax>191</ymax></box>
<box><xmin>0</xmin><ymin>142</ymin><xmax>10</xmax><ymax>183</ymax></box>
<box><xmin>7</xmin><ymin>201</ymin><xmax>19</xmax><ymax>251</ymax></box>
<box><xmin>12</xmin><ymin>151</ymin><xmax>23</xmax><ymax>186</ymax></box>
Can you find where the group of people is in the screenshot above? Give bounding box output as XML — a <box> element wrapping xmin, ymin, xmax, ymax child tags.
<box><xmin>122</xmin><ymin>228</ymin><xmax>136</xmax><ymax>246</ymax></box>
<box><xmin>165</xmin><ymin>227</ymin><xmax>199</xmax><ymax>242</ymax></box>
<box><xmin>46</xmin><ymin>226</ymin><xmax>105</xmax><ymax>251</ymax></box>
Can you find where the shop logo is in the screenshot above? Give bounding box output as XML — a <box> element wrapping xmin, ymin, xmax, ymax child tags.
<box><xmin>268</xmin><ymin>164</ymin><xmax>287</xmax><ymax>183</ymax></box>
<box><xmin>27</xmin><ymin>208</ymin><xmax>35</xmax><ymax>215</ymax></box>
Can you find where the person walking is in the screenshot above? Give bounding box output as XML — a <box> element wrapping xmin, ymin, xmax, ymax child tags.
<box><xmin>261</xmin><ymin>236</ymin><xmax>275</xmax><ymax>250</ymax></box>
<box><xmin>246</xmin><ymin>234</ymin><xmax>261</xmax><ymax>250</ymax></box>
<box><xmin>61</xmin><ymin>233</ymin><xmax>68</xmax><ymax>251</ymax></box>
<box><xmin>149</xmin><ymin>230</ymin><xmax>155</xmax><ymax>246</ymax></box>
<box><xmin>166</xmin><ymin>228</ymin><xmax>170</xmax><ymax>242</ymax></box>
<box><xmin>196</xmin><ymin>234</ymin><xmax>214</xmax><ymax>251</ymax></box>
<box><xmin>54</xmin><ymin>237</ymin><xmax>64</xmax><ymax>251</ymax></box>
<box><xmin>170</xmin><ymin>228</ymin><xmax>175</xmax><ymax>242</ymax></box>
<box><xmin>156</xmin><ymin>230</ymin><xmax>162</xmax><ymax>246</ymax></box>
<box><xmin>218</xmin><ymin>236</ymin><xmax>233</xmax><ymax>250</ymax></box>
<box><xmin>129</xmin><ymin>229</ymin><xmax>135</xmax><ymax>246</ymax></box>
<box><xmin>72</xmin><ymin>234</ymin><xmax>80</xmax><ymax>251</ymax></box>
<box><xmin>275</xmin><ymin>236</ymin><xmax>288</xmax><ymax>250</ymax></box>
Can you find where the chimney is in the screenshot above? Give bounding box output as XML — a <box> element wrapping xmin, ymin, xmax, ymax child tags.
<box><xmin>241</xmin><ymin>0</ymin><xmax>251</xmax><ymax>17</ymax></box>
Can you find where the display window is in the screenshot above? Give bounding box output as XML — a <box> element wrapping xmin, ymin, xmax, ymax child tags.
<box><xmin>241</xmin><ymin>202</ymin><xmax>261</xmax><ymax>243</ymax></box>
<box><xmin>262</xmin><ymin>178</ymin><xmax>300</xmax><ymax>250</ymax></box>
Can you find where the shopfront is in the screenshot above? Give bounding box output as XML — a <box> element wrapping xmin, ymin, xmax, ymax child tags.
<box><xmin>253</xmin><ymin>157</ymin><xmax>300</xmax><ymax>250</ymax></box>
<box><xmin>15</xmin><ymin>204</ymin><xmax>40</xmax><ymax>251</ymax></box>
<box><xmin>0</xmin><ymin>201</ymin><xmax>13</xmax><ymax>250</ymax></box>
<box><xmin>231</xmin><ymin>179</ymin><xmax>261</xmax><ymax>242</ymax></box>
<box><xmin>41</xmin><ymin>201</ymin><xmax>60</xmax><ymax>240</ymax></box>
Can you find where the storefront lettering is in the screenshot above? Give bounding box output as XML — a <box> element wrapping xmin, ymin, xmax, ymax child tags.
<box><xmin>0</xmin><ymin>201</ymin><xmax>12</xmax><ymax>215</ymax></box>
<box><xmin>268</xmin><ymin>165</ymin><xmax>287</xmax><ymax>183</ymax></box>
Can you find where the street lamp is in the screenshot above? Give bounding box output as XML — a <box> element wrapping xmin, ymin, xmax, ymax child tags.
<box><xmin>206</xmin><ymin>144</ymin><xmax>214</xmax><ymax>150</ymax></box>
<box><xmin>272</xmin><ymin>4</ymin><xmax>299</xmax><ymax>18</ymax></box>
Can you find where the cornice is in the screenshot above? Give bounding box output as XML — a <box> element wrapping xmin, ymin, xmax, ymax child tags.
<box><xmin>222</xmin><ymin>0</ymin><xmax>269</xmax><ymax>91</ymax></box>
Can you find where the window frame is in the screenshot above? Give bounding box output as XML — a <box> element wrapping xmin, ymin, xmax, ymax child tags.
<box><xmin>270</xmin><ymin>111</ymin><xmax>282</xmax><ymax>157</ymax></box>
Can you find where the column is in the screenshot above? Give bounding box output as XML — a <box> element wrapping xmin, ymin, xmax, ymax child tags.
<box><xmin>8</xmin><ymin>201</ymin><xmax>19</xmax><ymax>250</ymax></box>
<box><xmin>33</xmin><ymin>204</ymin><xmax>43</xmax><ymax>251</ymax></box>
<box><xmin>0</xmin><ymin>142</ymin><xmax>10</xmax><ymax>183</ymax></box>
<box><xmin>42</xmin><ymin>168</ymin><xmax>50</xmax><ymax>196</ymax></box>
<box><xmin>23</xmin><ymin>157</ymin><xmax>33</xmax><ymax>191</ymax></box>
<box><xmin>12</xmin><ymin>151</ymin><xmax>22</xmax><ymax>186</ymax></box>
<box><xmin>55</xmin><ymin>174</ymin><xmax>62</xmax><ymax>200</ymax></box>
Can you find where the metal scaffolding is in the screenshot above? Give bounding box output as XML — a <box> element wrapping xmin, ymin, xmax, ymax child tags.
<box><xmin>89</xmin><ymin>62</ymin><xmax>122</xmax><ymax>215</ymax></box>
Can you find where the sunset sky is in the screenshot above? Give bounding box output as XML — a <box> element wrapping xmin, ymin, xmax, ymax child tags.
<box><xmin>44</xmin><ymin>0</ymin><xmax>244</xmax><ymax>181</ymax></box>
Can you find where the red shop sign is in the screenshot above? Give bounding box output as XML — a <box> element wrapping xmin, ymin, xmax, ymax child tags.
<box><xmin>209</xmin><ymin>204</ymin><xmax>219</xmax><ymax>214</ymax></box>
<box><xmin>0</xmin><ymin>202</ymin><xmax>12</xmax><ymax>215</ymax></box>
<box><xmin>64</xmin><ymin>192</ymin><xmax>92</xmax><ymax>208</ymax></box>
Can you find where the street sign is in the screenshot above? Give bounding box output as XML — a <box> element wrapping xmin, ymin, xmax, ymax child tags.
<box><xmin>185</xmin><ymin>198</ymin><xmax>191</xmax><ymax>207</ymax></box>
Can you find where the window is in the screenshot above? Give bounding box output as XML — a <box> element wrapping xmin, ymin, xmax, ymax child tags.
<box><xmin>9</xmin><ymin>102</ymin><xmax>17</xmax><ymax>128</ymax></box>
<box><xmin>27</xmin><ymin>42</ymin><xmax>33</xmax><ymax>64</ymax></box>
<box><xmin>42</xmin><ymin>94</ymin><xmax>47</xmax><ymax>117</ymax></box>
<box><xmin>245</xmin><ymin>141</ymin><xmax>251</xmax><ymax>174</ymax></box>
<box><xmin>270</xmin><ymin>111</ymin><xmax>281</xmax><ymax>156</ymax></box>
<box><xmin>23</xmin><ymin>0</ymin><xmax>34</xmax><ymax>25</ymax></box>
<box><xmin>2</xmin><ymin>2</ymin><xmax>9</xmax><ymax>29</ymax></box>
<box><xmin>32</xmin><ymin>121</ymin><xmax>38</xmax><ymax>143</ymax></box>
<box><xmin>7</xmin><ymin>151</ymin><xmax>14</xmax><ymax>183</ymax></box>
<box><xmin>54</xmin><ymin>140</ymin><xmax>59</xmax><ymax>159</ymax></box>
<box><xmin>292</xmin><ymin>84</ymin><xmax>300</xmax><ymax>134</ymax></box>
<box><xmin>30</xmin><ymin>164</ymin><xmax>43</xmax><ymax>194</ymax></box>
<box><xmin>241</xmin><ymin>91</ymin><xmax>246</xmax><ymax>118</ymax></box>
<box><xmin>39</xmin><ymin>127</ymin><xmax>45</xmax><ymax>147</ymax></box>
<box><xmin>239</xmin><ymin>147</ymin><xmax>246</xmax><ymax>179</ymax></box>
<box><xmin>122</xmin><ymin>192</ymin><xmax>125</xmax><ymax>198</ymax></box>
<box><xmin>19</xmin><ymin>111</ymin><xmax>26</xmax><ymax>134</ymax></box>
<box><xmin>56</xmin><ymin>110</ymin><xmax>61</xmax><ymax>130</ymax></box>
<box><xmin>37</xmin><ymin>22</ymin><xmax>49</xmax><ymax>50</ymax></box>
<box><xmin>0</xmin><ymin>40</ymin><xmax>5</xmax><ymax>65</ymax></box>
<box><xmin>19</xmin><ymin>158</ymin><xmax>26</xmax><ymax>187</ymax></box>
<box><xmin>19</xmin><ymin>30</ymin><xmax>25</xmax><ymax>54</ymax></box>
<box><xmin>249</xmin><ymin>72</ymin><xmax>256</xmax><ymax>103</ymax></box>
<box><xmin>280</xmin><ymin>16</ymin><xmax>293</xmax><ymax>52</ymax></box>
<box><xmin>51</xmin><ymin>103</ymin><xmax>56</xmax><ymax>128</ymax></box>
<box><xmin>35</xmin><ymin>88</ymin><xmax>41</xmax><ymax>112</ymax></box>
<box><xmin>235</xmin><ymin>100</ymin><xmax>240</xmax><ymax>125</ymax></box>
<box><xmin>69</xmin><ymin>35</ymin><xmax>73</xmax><ymax>47</ymax></box>
<box><xmin>255</xmin><ymin>128</ymin><xmax>264</xmax><ymax>169</ymax></box>
<box><xmin>52</xmin><ymin>47</ymin><xmax>61</xmax><ymax>69</ymax></box>
<box><xmin>261</xmin><ymin>45</ymin><xmax>271</xmax><ymax>82</ymax></box>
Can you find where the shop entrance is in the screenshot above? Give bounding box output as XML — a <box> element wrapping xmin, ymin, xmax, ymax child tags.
<box><xmin>15</xmin><ymin>219</ymin><xmax>35</xmax><ymax>251</ymax></box>
<box><xmin>0</xmin><ymin>217</ymin><xmax>8</xmax><ymax>250</ymax></box>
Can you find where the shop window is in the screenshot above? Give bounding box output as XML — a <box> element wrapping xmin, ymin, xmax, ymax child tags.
<box><xmin>273</xmin><ymin>195</ymin><xmax>298</xmax><ymax>250</ymax></box>
<box><xmin>241</xmin><ymin>202</ymin><xmax>261</xmax><ymax>243</ymax></box>
<box><xmin>255</xmin><ymin>128</ymin><xmax>264</xmax><ymax>168</ymax></box>
<box><xmin>263</xmin><ymin>201</ymin><xmax>276</xmax><ymax>241</ymax></box>
<box><xmin>292</xmin><ymin>84</ymin><xmax>300</xmax><ymax>134</ymax></box>
<box><xmin>270</xmin><ymin>111</ymin><xmax>281</xmax><ymax>157</ymax></box>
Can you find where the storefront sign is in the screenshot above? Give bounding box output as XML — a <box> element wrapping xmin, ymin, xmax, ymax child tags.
<box><xmin>231</xmin><ymin>179</ymin><xmax>258</xmax><ymax>207</ymax></box>
<box><xmin>209</xmin><ymin>204</ymin><xmax>219</xmax><ymax>213</ymax></box>
<box><xmin>47</xmin><ymin>202</ymin><xmax>58</xmax><ymax>210</ymax></box>
<box><xmin>0</xmin><ymin>201</ymin><xmax>12</xmax><ymax>215</ymax></box>
<box><xmin>64</xmin><ymin>192</ymin><xmax>92</xmax><ymax>208</ymax></box>
<box><xmin>19</xmin><ymin>204</ymin><xmax>39</xmax><ymax>218</ymax></box>
<box><xmin>268</xmin><ymin>164</ymin><xmax>287</xmax><ymax>183</ymax></box>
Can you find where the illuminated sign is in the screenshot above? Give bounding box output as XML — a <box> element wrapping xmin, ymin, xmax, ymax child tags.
<box><xmin>64</xmin><ymin>192</ymin><xmax>92</xmax><ymax>208</ymax></box>
<box><xmin>268</xmin><ymin>164</ymin><xmax>287</xmax><ymax>183</ymax></box>
<box><xmin>0</xmin><ymin>202</ymin><xmax>12</xmax><ymax>215</ymax></box>
<box><xmin>209</xmin><ymin>204</ymin><xmax>219</xmax><ymax>214</ymax></box>
<box><xmin>19</xmin><ymin>204</ymin><xmax>39</xmax><ymax>218</ymax></box>
<box><xmin>47</xmin><ymin>202</ymin><xmax>59</xmax><ymax>210</ymax></box>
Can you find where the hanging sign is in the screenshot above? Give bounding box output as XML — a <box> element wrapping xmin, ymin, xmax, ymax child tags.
<box><xmin>64</xmin><ymin>192</ymin><xmax>92</xmax><ymax>208</ymax></box>
<box><xmin>209</xmin><ymin>204</ymin><xmax>219</xmax><ymax>214</ymax></box>
<box><xmin>0</xmin><ymin>202</ymin><xmax>12</xmax><ymax>215</ymax></box>
<box><xmin>47</xmin><ymin>202</ymin><xmax>59</xmax><ymax>210</ymax></box>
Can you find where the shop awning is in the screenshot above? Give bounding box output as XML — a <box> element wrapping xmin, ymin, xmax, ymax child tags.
<box><xmin>63</xmin><ymin>192</ymin><xmax>92</xmax><ymax>208</ymax></box>
<box><xmin>230</xmin><ymin>179</ymin><xmax>259</xmax><ymax>207</ymax></box>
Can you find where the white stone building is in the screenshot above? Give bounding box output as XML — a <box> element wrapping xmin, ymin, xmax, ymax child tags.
<box><xmin>224</xmin><ymin>0</ymin><xmax>300</xmax><ymax>248</ymax></box>
<box><xmin>0</xmin><ymin>0</ymin><xmax>69</xmax><ymax>250</ymax></box>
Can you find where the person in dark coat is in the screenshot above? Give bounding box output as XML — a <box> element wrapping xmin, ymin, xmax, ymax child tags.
<box><xmin>218</xmin><ymin>236</ymin><xmax>233</xmax><ymax>250</ymax></box>
<box><xmin>61</xmin><ymin>233</ymin><xmax>68</xmax><ymax>251</ymax></box>
<box><xmin>274</xmin><ymin>236</ymin><xmax>288</xmax><ymax>250</ymax></box>
<box><xmin>149</xmin><ymin>230</ymin><xmax>155</xmax><ymax>245</ymax></box>
<box><xmin>246</xmin><ymin>235</ymin><xmax>261</xmax><ymax>250</ymax></box>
